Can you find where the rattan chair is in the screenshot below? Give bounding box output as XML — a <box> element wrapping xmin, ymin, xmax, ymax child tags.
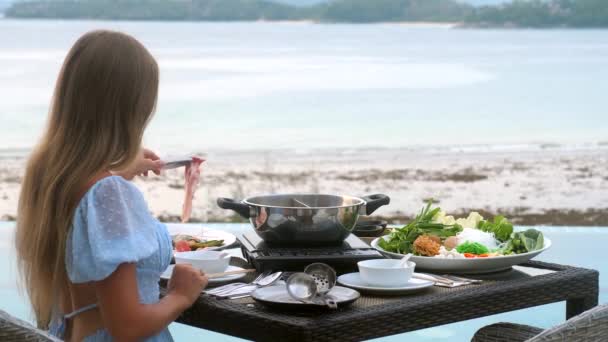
<box><xmin>472</xmin><ymin>303</ymin><xmax>608</xmax><ymax>342</ymax></box>
<box><xmin>0</xmin><ymin>310</ymin><xmax>62</xmax><ymax>342</ymax></box>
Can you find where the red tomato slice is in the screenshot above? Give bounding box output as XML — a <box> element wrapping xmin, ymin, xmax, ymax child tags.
<box><xmin>175</xmin><ymin>240</ymin><xmax>191</xmax><ymax>252</ymax></box>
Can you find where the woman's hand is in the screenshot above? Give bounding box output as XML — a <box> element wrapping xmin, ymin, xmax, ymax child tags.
<box><xmin>97</xmin><ymin>263</ymin><xmax>208</xmax><ymax>340</ymax></box>
<box><xmin>167</xmin><ymin>264</ymin><xmax>208</xmax><ymax>308</ymax></box>
<box><xmin>114</xmin><ymin>148</ymin><xmax>164</xmax><ymax>180</ymax></box>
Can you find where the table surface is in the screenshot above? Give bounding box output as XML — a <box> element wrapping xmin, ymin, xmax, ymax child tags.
<box><xmin>160</xmin><ymin>229</ymin><xmax>599</xmax><ymax>342</ymax></box>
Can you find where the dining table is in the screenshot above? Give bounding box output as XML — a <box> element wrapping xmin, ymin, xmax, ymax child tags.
<box><xmin>160</xmin><ymin>224</ymin><xmax>599</xmax><ymax>342</ymax></box>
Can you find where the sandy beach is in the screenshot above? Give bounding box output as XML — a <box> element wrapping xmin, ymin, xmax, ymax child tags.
<box><xmin>1</xmin><ymin>145</ymin><xmax>607</xmax><ymax>226</ymax></box>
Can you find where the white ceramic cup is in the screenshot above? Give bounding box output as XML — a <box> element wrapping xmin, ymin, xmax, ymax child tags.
<box><xmin>358</xmin><ymin>259</ymin><xmax>415</xmax><ymax>287</ymax></box>
<box><xmin>174</xmin><ymin>250</ymin><xmax>230</xmax><ymax>274</ymax></box>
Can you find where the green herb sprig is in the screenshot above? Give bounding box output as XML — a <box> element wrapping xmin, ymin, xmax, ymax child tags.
<box><xmin>378</xmin><ymin>201</ymin><xmax>462</xmax><ymax>255</ymax></box>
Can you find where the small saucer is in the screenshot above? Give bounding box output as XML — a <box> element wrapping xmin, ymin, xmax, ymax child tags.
<box><xmin>337</xmin><ymin>272</ymin><xmax>433</xmax><ymax>295</ymax></box>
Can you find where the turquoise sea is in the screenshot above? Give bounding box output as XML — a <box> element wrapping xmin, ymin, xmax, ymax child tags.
<box><xmin>1</xmin><ymin>222</ymin><xmax>606</xmax><ymax>341</ymax></box>
<box><xmin>0</xmin><ymin>20</ymin><xmax>607</xmax><ymax>154</ymax></box>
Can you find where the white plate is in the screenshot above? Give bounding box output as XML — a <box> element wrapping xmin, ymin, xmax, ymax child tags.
<box><xmin>161</xmin><ymin>265</ymin><xmax>248</xmax><ymax>284</ymax></box>
<box><xmin>167</xmin><ymin>224</ymin><xmax>237</xmax><ymax>251</ymax></box>
<box><xmin>371</xmin><ymin>236</ymin><xmax>552</xmax><ymax>274</ymax></box>
<box><xmin>252</xmin><ymin>284</ymin><xmax>360</xmax><ymax>309</ymax></box>
<box><xmin>337</xmin><ymin>272</ymin><xmax>434</xmax><ymax>295</ymax></box>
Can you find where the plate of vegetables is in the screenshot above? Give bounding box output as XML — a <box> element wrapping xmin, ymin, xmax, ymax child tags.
<box><xmin>171</xmin><ymin>231</ymin><xmax>236</xmax><ymax>252</ymax></box>
<box><xmin>371</xmin><ymin>203</ymin><xmax>551</xmax><ymax>274</ymax></box>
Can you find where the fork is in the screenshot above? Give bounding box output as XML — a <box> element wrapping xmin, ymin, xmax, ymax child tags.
<box><xmin>208</xmin><ymin>271</ymin><xmax>283</xmax><ymax>298</ymax></box>
<box><xmin>205</xmin><ymin>271</ymin><xmax>271</xmax><ymax>296</ymax></box>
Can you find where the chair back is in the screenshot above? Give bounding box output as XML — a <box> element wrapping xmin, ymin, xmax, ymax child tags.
<box><xmin>0</xmin><ymin>310</ymin><xmax>62</xmax><ymax>342</ymax></box>
<box><xmin>528</xmin><ymin>304</ymin><xmax>608</xmax><ymax>341</ymax></box>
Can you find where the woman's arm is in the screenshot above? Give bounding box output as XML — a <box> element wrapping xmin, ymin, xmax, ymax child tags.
<box><xmin>96</xmin><ymin>263</ymin><xmax>207</xmax><ymax>341</ymax></box>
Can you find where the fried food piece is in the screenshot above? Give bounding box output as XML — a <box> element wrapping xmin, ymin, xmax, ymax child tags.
<box><xmin>427</xmin><ymin>235</ymin><xmax>441</xmax><ymax>245</ymax></box>
<box><xmin>413</xmin><ymin>235</ymin><xmax>441</xmax><ymax>256</ymax></box>
<box><xmin>444</xmin><ymin>236</ymin><xmax>459</xmax><ymax>250</ymax></box>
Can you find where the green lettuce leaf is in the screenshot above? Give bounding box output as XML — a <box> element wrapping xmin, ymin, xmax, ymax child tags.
<box><xmin>502</xmin><ymin>228</ymin><xmax>544</xmax><ymax>255</ymax></box>
<box><xmin>377</xmin><ymin>201</ymin><xmax>462</xmax><ymax>255</ymax></box>
<box><xmin>477</xmin><ymin>215</ymin><xmax>513</xmax><ymax>242</ymax></box>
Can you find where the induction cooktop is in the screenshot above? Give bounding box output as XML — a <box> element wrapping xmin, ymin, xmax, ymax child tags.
<box><xmin>239</xmin><ymin>230</ymin><xmax>384</xmax><ymax>274</ymax></box>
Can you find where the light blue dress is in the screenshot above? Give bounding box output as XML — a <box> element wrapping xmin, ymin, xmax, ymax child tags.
<box><xmin>49</xmin><ymin>176</ymin><xmax>174</xmax><ymax>341</ymax></box>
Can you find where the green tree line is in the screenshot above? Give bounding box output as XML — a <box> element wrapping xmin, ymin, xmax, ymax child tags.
<box><xmin>5</xmin><ymin>0</ymin><xmax>608</xmax><ymax>27</ymax></box>
<box><xmin>5</xmin><ymin>0</ymin><xmax>470</xmax><ymax>22</ymax></box>
<box><xmin>464</xmin><ymin>0</ymin><xmax>608</xmax><ymax>27</ymax></box>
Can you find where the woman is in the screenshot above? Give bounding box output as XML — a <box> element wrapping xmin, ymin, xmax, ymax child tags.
<box><xmin>15</xmin><ymin>30</ymin><xmax>207</xmax><ymax>341</ymax></box>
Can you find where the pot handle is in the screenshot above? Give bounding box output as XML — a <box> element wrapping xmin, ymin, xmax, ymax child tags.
<box><xmin>361</xmin><ymin>194</ymin><xmax>390</xmax><ymax>215</ymax></box>
<box><xmin>217</xmin><ymin>197</ymin><xmax>251</xmax><ymax>219</ymax></box>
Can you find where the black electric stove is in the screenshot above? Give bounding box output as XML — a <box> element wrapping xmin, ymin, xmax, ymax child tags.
<box><xmin>239</xmin><ymin>230</ymin><xmax>384</xmax><ymax>274</ymax></box>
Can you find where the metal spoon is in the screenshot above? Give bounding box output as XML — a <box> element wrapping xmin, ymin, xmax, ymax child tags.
<box><xmin>257</xmin><ymin>271</ymin><xmax>283</xmax><ymax>287</ymax></box>
<box><xmin>398</xmin><ymin>253</ymin><xmax>412</xmax><ymax>268</ymax></box>
<box><xmin>286</xmin><ymin>263</ymin><xmax>337</xmax><ymax>309</ymax></box>
<box><xmin>226</xmin><ymin>271</ymin><xmax>284</xmax><ymax>299</ymax></box>
<box><xmin>305</xmin><ymin>263</ymin><xmax>337</xmax><ymax>308</ymax></box>
<box><xmin>304</xmin><ymin>263</ymin><xmax>336</xmax><ymax>293</ymax></box>
<box><xmin>286</xmin><ymin>272</ymin><xmax>318</xmax><ymax>303</ymax></box>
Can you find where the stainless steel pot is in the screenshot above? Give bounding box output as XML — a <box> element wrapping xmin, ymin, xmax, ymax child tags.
<box><xmin>217</xmin><ymin>193</ymin><xmax>390</xmax><ymax>245</ymax></box>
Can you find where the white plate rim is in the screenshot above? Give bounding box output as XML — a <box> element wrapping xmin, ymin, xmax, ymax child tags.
<box><xmin>337</xmin><ymin>272</ymin><xmax>434</xmax><ymax>292</ymax></box>
<box><xmin>371</xmin><ymin>235</ymin><xmax>552</xmax><ymax>262</ymax></box>
<box><xmin>161</xmin><ymin>264</ymin><xmax>247</xmax><ymax>283</ymax></box>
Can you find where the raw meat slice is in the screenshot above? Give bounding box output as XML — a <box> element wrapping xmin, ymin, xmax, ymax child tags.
<box><xmin>181</xmin><ymin>156</ymin><xmax>205</xmax><ymax>223</ymax></box>
<box><xmin>175</xmin><ymin>240</ymin><xmax>191</xmax><ymax>252</ymax></box>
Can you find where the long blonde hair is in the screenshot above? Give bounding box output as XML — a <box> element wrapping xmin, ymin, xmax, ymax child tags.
<box><xmin>15</xmin><ymin>30</ymin><xmax>159</xmax><ymax>328</ymax></box>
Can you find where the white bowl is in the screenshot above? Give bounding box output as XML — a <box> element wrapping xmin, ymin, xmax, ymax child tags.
<box><xmin>174</xmin><ymin>250</ymin><xmax>230</xmax><ymax>274</ymax></box>
<box><xmin>358</xmin><ymin>259</ymin><xmax>415</xmax><ymax>287</ymax></box>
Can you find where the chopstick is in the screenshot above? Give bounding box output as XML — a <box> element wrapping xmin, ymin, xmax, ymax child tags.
<box><xmin>206</xmin><ymin>269</ymin><xmax>256</xmax><ymax>279</ymax></box>
<box><xmin>413</xmin><ymin>273</ymin><xmax>454</xmax><ymax>285</ymax></box>
<box><xmin>162</xmin><ymin>155</ymin><xmax>207</xmax><ymax>170</ymax></box>
<box><xmin>413</xmin><ymin>272</ymin><xmax>483</xmax><ymax>286</ymax></box>
<box><xmin>441</xmin><ymin>274</ymin><xmax>483</xmax><ymax>284</ymax></box>
<box><xmin>162</xmin><ymin>159</ymin><xmax>193</xmax><ymax>170</ymax></box>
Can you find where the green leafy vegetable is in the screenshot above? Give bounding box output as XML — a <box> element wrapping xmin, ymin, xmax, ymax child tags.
<box><xmin>456</xmin><ymin>241</ymin><xmax>489</xmax><ymax>254</ymax></box>
<box><xmin>502</xmin><ymin>229</ymin><xmax>544</xmax><ymax>255</ymax></box>
<box><xmin>378</xmin><ymin>202</ymin><xmax>462</xmax><ymax>255</ymax></box>
<box><xmin>191</xmin><ymin>240</ymin><xmax>224</xmax><ymax>249</ymax></box>
<box><xmin>477</xmin><ymin>215</ymin><xmax>513</xmax><ymax>242</ymax></box>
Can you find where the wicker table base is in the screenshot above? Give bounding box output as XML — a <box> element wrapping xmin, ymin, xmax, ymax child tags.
<box><xmin>160</xmin><ymin>259</ymin><xmax>598</xmax><ymax>342</ymax></box>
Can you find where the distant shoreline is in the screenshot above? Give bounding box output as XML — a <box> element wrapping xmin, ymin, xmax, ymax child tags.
<box><xmin>2</xmin><ymin>17</ymin><xmax>607</xmax><ymax>30</ymax></box>
<box><xmin>5</xmin><ymin>0</ymin><xmax>608</xmax><ymax>28</ymax></box>
<box><xmin>0</xmin><ymin>16</ymin><xmax>458</xmax><ymax>27</ymax></box>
